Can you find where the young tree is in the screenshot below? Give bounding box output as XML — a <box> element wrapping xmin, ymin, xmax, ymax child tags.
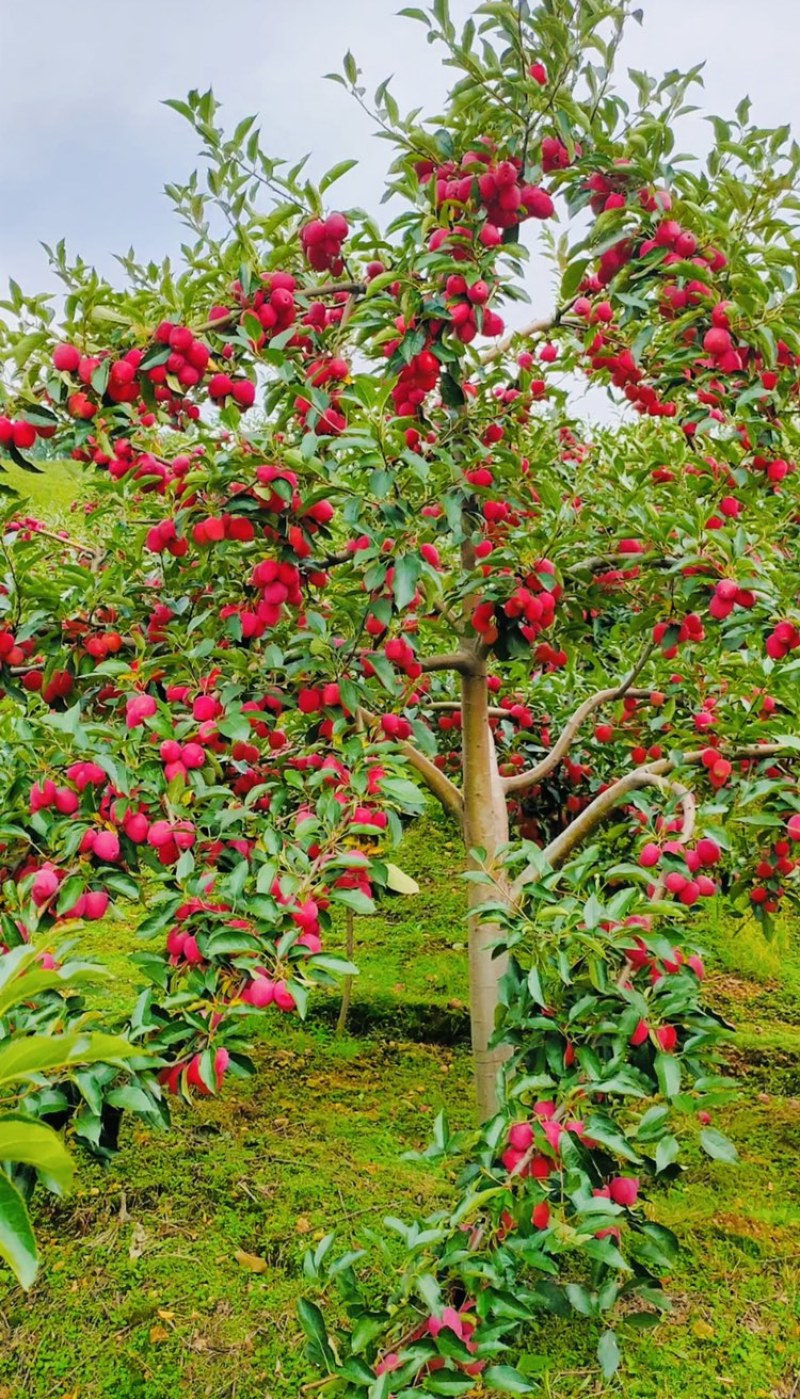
<box><xmin>1</xmin><ymin>0</ymin><xmax>800</xmax><ymax>1368</ymax></box>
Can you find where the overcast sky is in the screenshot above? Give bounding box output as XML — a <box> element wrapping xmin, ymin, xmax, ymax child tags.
<box><xmin>1</xmin><ymin>0</ymin><xmax>799</xmax><ymax>326</ymax></box>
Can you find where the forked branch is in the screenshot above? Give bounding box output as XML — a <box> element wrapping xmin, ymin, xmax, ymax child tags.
<box><xmin>502</xmin><ymin>646</ymin><xmax>656</xmax><ymax>797</ymax></box>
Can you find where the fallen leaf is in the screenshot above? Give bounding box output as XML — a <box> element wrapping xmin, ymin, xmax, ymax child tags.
<box><xmin>384</xmin><ymin>862</ymin><xmax>420</xmax><ymax>895</ymax></box>
<box><xmin>129</xmin><ymin>1222</ymin><xmax>149</xmax><ymax>1260</ymax></box>
<box><xmin>235</xmin><ymin>1249</ymin><xmax>268</xmax><ymax>1273</ymax></box>
<box><xmin>692</xmin><ymin>1319</ymin><xmax>715</xmax><ymax>1340</ymax></box>
<box><xmin>149</xmin><ymin>1326</ymin><xmax>169</xmax><ymax>1344</ymax></box>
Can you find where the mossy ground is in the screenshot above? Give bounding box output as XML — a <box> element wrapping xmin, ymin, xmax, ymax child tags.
<box><xmin>0</xmin><ymin>465</ymin><xmax>798</xmax><ymax>1397</ymax></box>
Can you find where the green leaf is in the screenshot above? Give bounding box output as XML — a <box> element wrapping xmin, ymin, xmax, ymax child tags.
<box><xmin>384</xmin><ymin>862</ymin><xmax>420</xmax><ymax>894</ymax></box>
<box><xmin>636</xmin><ymin>1105</ymin><xmax>670</xmax><ymax>1142</ymax></box>
<box><xmin>0</xmin><ymin>945</ymin><xmax>37</xmax><ymax>994</ymax></box>
<box><xmin>483</xmin><ymin>1365</ymin><xmax>535</xmax><ymax>1393</ymax></box>
<box><xmin>0</xmin><ymin>965</ymin><xmax>98</xmax><ymax>1019</ymax></box>
<box><xmin>566</xmin><ymin>1283</ymin><xmax>596</xmax><ymax>1317</ymax></box>
<box><xmin>0</xmin><ymin>1116</ymin><xmax>74</xmax><ymax>1193</ymax></box>
<box><xmin>561</xmin><ymin>258</ymin><xmax>589</xmax><ymax>301</ymax></box>
<box><xmin>91</xmin><ymin>359</ymin><xmax>110</xmax><ymax>397</ymax></box>
<box><xmin>106</xmin><ymin>1084</ymin><xmax>159</xmax><ymax>1115</ymax></box>
<box><xmin>104</xmin><ymin>872</ymin><xmax>140</xmax><ymax>900</ymax></box>
<box><xmin>654</xmin><ymin>1051</ymin><xmax>681</xmax><ymax>1099</ymax></box>
<box><xmin>0</xmin><ymin>1171</ymin><xmax>38</xmax><ymax>1288</ymax></box>
<box><xmin>393</xmin><ymin>553</ymin><xmax>421</xmax><ymax>610</ymax></box>
<box><xmin>56</xmin><ymin>874</ymin><xmax>86</xmax><ymax>916</ymax></box>
<box><xmin>369</xmin><ymin>1373</ymin><xmax>395</xmax><ymax>1399</ymax></box>
<box><xmin>772</xmin><ymin>733</ymin><xmax>800</xmax><ymax>754</ymax></box>
<box><xmin>439</xmin><ymin>371</ymin><xmax>465</xmax><ymax>408</ymax></box>
<box><xmin>699</xmin><ymin>1128</ymin><xmax>738</xmax><ymax>1163</ymax></box>
<box><xmin>320</xmin><ymin>158</ymin><xmax>358</xmax><ymax>192</ymax></box>
<box><xmin>598</xmin><ymin>1329</ymin><xmax>620</xmax><ymax>1380</ymax></box>
<box><xmin>582</xmin><ymin>1119</ymin><xmax>641</xmax><ymax>1164</ymax></box>
<box><xmin>655</xmin><ymin>1134</ymin><xmax>680</xmax><ymax>1173</ymax></box>
<box><xmin>350</xmin><ymin>1313</ymin><xmax>387</xmax><ymax>1354</ymax></box>
<box><xmin>378</xmin><ymin>776</ymin><xmax>426</xmax><ymax>812</ymax></box>
<box><xmin>18</xmin><ymin>404</ymin><xmax>57</xmax><ymax>427</ymax></box>
<box><xmin>7</xmin><ymin>442</ymin><xmax>43</xmax><ymax>474</ymax></box>
<box><xmin>330</xmin><ymin>888</ymin><xmax>375</xmax><ymax>916</ymax></box>
<box><xmin>0</xmin><ymin>1032</ymin><xmax>135</xmax><ymax>1087</ymax></box>
<box><xmin>306</xmin><ymin>955</ymin><xmax>359</xmax><ymax>977</ymax></box>
<box><xmin>297</xmin><ymin>1297</ymin><xmax>335</xmax><ymax>1370</ymax></box>
<box><xmin>422</xmin><ymin>1376</ymin><xmax>475</xmax><ymax>1396</ymax></box>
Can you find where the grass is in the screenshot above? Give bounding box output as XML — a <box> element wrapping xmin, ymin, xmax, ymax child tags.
<box><xmin>0</xmin><ymin>815</ymin><xmax>799</xmax><ymax>1399</ymax></box>
<box><xmin>0</xmin><ymin>462</ymin><xmax>799</xmax><ymax>1396</ymax></box>
<box><xmin>3</xmin><ymin>458</ymin><xmax>87</xmax><ymax>524</ymax></box>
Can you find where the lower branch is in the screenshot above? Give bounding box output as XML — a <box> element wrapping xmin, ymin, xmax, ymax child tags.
<box><xmin>428</xmin><ymin>700</ymin><xmax>509</xmax><ymax>717</ymax></box>
<box><xmin>357</xmin><ymin>706</ymin><xmax>464</xmax><ymax>826</ymax></box>
<box><xmin>400</xmin><ymin>740</ymin><xmax>464</xmax><ymax>826</ymax></box>
<box><xmin>479</xmin><ymin>315</ymin><xmax>555</xmax><ymax>365</ymax></box>
<box><xmin>503</xmin><ymin>686</ymin><xmax>652</xmax><ymax>797</ymax></box>
<box><xmin>511</xmin><ymin>741</ymin><xmax>793</xmax><ymax>897</ymax></box>
<box><xmin>193</xmin><ymin>281</ymin><xmax>367</xmax><ymax>336</ymax></box>
<box><xmin>566</xmin><ymin>551</ymin><xmax>678</xmax><ymax>576</ymax></box>
<box><xmin>538</xmin><ymin>768</ymin><xmax>669</xmax><ymax>877</ymax></box>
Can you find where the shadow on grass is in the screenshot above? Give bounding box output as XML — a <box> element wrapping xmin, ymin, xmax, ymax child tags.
<box><xmin>309</xmin><ymin>993</ymin><xmax>471</xmax><ymax>1044</ymax></box>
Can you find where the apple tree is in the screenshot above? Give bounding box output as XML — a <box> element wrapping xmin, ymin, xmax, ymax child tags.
<box><xmin>0</xmin><ymin>0</ymin><xmax>799</xmax><ymax>1374</ymax></box>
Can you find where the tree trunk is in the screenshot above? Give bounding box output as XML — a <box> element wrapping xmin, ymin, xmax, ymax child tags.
<box><xmin>335</xmin><ymin>908</ymin><xmax>355</xmax><ymax>1036</ymax></box>
<box><xmin>461</xmin><ymin>661</ymin><xmax>512</xmax><ymax>1121</ymax></box>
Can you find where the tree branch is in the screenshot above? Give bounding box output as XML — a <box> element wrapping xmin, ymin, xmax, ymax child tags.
<box><xmin>479</xmin><ymin>315</ymin><xmax>556</xmax><ymax>365</ymax></box>
<box><xmin>502</xmin><ymin>646</ymin><xmax>656</xmax><ymax>797</ymax></box>
<box><xmin>192</xmin><ymin>281</ymin><xmax>367</xmax><ymax>337</ymax></box>
<box><xmin>645</xmin><ymin>775</ymin><xmax>696</xmax><ymax>900</ymax></box>
<box><xmin>420</xmin><ymin>651</ymin><xmax>476</xmax><ymax>675</ymax></box>
<box><xmin>679</xmin><ymin>743</ymin><xmax>792</xmax><ymax>766</ymax></box>
<box><xmin>566</xmin><ymin>551</ymin><xmax>678</xmax><ymax>576</ymax></box>
<box><xmin>399</xmin><ymin>741</ymin><xmax>464</xmax><ymax>826</ymax></box>
<box><xmin>536</xmin><ymin>768</ymin><xmax>669</xmax><ymax>878</ymax></box>
<box><xmin>510</xmin><ymin>740</ymin><xmax>794</xmax><ymax>896</ymax></box>
<box><xmin>357</xmin><ymin>707</ymin><xmax>464</xmax><ymax>826</ymax></box>
<box><xmin>428</xmin><ymin>700</ymin><xmax>510</xmax><ymax>717</ymax></box>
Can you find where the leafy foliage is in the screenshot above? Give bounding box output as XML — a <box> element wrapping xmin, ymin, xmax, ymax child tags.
<box><xmin>0</xmin><ymin>944</ymin><xmax>135</xmax><ymax>1286</ymax></box>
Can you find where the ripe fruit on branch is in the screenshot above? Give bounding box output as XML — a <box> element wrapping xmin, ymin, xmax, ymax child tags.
<box><xmin>301</xmin><ymin>212</ymin><xmax>349</xmax><ymax>273</ymax></box>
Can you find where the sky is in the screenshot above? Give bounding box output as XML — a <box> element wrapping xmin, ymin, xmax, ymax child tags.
<box><xmin>1</xmin><ymin>0</ymin><xmax>799</xmax><ymax>325</ymax></box>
